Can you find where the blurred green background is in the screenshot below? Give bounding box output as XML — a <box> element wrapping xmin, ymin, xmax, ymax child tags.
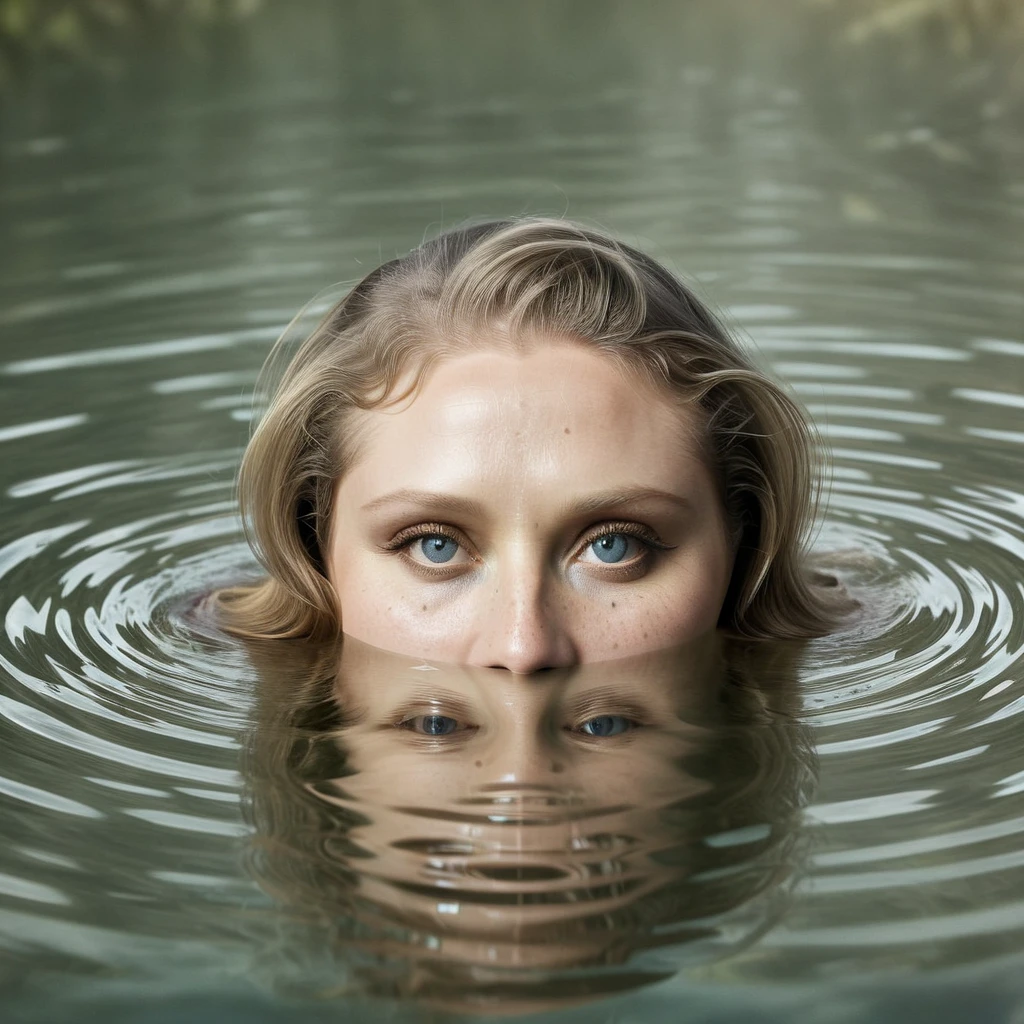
<box><xmin>1</xmin><ymin>0</ymin><xmax>1022</xmax><ymax>84</ymax></box>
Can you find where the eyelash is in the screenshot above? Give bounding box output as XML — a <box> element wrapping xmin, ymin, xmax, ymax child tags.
<box><xmin>381</xmin><ymin>521</ymin><xmax>674</xmax><ymax>578</ymax></box>
<box><xmin>395</xmin><ymin>714</ymin><xmax>642</xmax><ymax>738</ymax></box>
<box><xmin>396</xmin><ymin>714</ymin><xmax>478</xmax><ymax>739</ymax></box>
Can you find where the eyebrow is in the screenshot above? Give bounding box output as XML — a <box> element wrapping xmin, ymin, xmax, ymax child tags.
<box><xmin>359</xmin><ymin>486</ymin><xmax>692</xmax><ymax>519</ymax></box>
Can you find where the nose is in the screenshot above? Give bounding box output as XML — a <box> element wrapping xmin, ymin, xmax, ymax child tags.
<box><xmin>467</xmin><ymin>562</ymin><xmax>579</xmax><ymax>674</ymax></box>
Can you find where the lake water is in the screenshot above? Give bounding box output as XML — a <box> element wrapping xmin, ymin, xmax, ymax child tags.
<box><xmin>1</xmin><ymin>1</ymin><xmax>1022</xmax><ymax>1021</ymax></box>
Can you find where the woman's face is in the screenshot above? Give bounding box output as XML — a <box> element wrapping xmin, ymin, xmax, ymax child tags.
<box><xmin>328</xmin><ymin>339</ymin><xmax>734</xmax><ymax>670</ymax></box>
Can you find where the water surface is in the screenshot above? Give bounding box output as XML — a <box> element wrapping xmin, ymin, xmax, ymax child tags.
<box><xmin>1</xmin><ymin>2</ymin><xmax>1022</xmax><ymax>1021</ymax></box>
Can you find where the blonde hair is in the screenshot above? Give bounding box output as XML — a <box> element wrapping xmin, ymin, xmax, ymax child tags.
<box><xmin>216</xmin><ymin>216</ymin><xmax>835</xmax><ymax>642</ymax></box>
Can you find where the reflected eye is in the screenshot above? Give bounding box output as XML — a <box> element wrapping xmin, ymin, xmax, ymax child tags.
<box><xmin>417</xmin><ymin>535</ymin><xmax>460</xmax><ymax>564</ymax></box>
<box><xmin>401</xmin><ymin>714</ymin><xmax>463</xmax><ymax>736</ymax></box>
<box><xmin>576</xmin><ymin>715</ymin><xmax>634</xmax><ymax>738</ymax></box>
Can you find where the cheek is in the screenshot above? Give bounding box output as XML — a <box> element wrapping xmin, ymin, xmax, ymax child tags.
<box><xmin>577</xmin><ymin>593</ymin><xmax>713</xmax><ymax>659</ymax></box>
<box><xmin>333</xmin><ymin>558</ymin><xmax>474</xmax><ymax>660</ymax></box>
<box><xmin>578</xmin><ymin>549</ymin><xmax>732</xmax><ymax>656</ymax></box>
<box><xmin>345</xmin><ymin>744</ymin><xmax>465</xmax><ymax>804</ymax></box>
<box><xmin>572</xmin><ymin>753</ymin><xmax>702</xmax><ymax>806</ymax></box>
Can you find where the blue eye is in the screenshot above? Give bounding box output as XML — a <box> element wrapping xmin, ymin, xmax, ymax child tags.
<box><xmin>589</xmin><ymin>534</ymin><xmax>633</xmax><ymax>563</ymax></box>
<box><xmin>405</xmin><ymin>714</ymin><xmax>461</xmax><ymax>736</ymax></box>
<box><xmin>419</xmin><ymin>535</ymin><xmax>460</xmax><ymax>563</ymax></box>
<box><xmin>578</xmin><ymin>715</ymin><xmax>633</xmax><ymax>737</ymax></box>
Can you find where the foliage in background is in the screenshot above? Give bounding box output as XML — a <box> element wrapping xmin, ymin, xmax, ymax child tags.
<box><xmin>812</xmin><ymin>0</ymin><xmax>1023</xmax><ymax>125</ymax></box>
<box><xmin>0</xmin><ymin>0</ymin><xmax>262</xmax><ymax>82</ymax></box>
<box><xmin>0</xmin><ymin>0</ymin><xmax>1020</xmax><ymax>87</ymax></box>
<box><xmin>812</xmin><ymin>0</ymin><xmax>1022</xmax><ymax>49</ymax></box>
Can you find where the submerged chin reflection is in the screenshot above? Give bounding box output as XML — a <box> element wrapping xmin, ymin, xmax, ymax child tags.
<box><xmin>243</xmin><ymin>634</ymin><xmax>814</xmax><ymax>1012</ymax></box>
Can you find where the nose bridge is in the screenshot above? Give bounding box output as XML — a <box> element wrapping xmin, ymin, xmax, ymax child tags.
<box><xmin>483</xmin><ymin>698</ymin><xmax>562</xmax><ymax>786</ymax></box>
<box><xmin>469</xmin><ymin>539</ymin><xmax>577</xmax><ymax>673</ymax></box>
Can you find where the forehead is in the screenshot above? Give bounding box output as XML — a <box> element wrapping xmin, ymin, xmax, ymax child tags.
<box><xmin>343</xmin><ymin>342</ymin><xmax>707</xmax><ymax>484</ymax></box>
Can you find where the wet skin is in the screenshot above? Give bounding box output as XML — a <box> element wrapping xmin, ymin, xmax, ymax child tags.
<box><xmin>328</xmin><ymin>340</ymin><xmax>735</xmax><ymax>670</ymax></box>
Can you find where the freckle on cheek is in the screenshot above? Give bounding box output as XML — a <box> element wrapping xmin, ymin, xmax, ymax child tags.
<box><xmin>421</xmin><ymin>604</ymin><xmax>427</xmax><ymax>611</ymax></box>
<box><xmin>611</xmin><ymin>601</ymin><xmax>616</xmax><ymax>608</ymax></box>
<box><xmin>551</xmin><ymin>761</ymin><xmax>564</xmax><ymax>773</ymax></box>
<box><xmin>474</xmin><ymin>760</ymin><xmax>482</xmax><ymax>768</ymax></box>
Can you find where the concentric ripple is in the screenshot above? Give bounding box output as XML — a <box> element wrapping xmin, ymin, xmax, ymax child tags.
<box><xmin>1</xmin><ymin>286</ymin><xmax>1021</xmax><ymax>1014</ymax></box>
<box><xmin>1</xmin><ymin>2</ymin><xmax>1024</xmax><ymax>1019</ymax></box>
<box><xmin>0</xmin><ymin>447</ymin><xmax>262</xmax><ymax>993</ymax></box>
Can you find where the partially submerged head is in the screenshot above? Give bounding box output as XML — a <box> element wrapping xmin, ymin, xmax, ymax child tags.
<box><xmin>217</xmin><ymin>217</ymin><xmax>836</xmax><ymax>656</ymax></box>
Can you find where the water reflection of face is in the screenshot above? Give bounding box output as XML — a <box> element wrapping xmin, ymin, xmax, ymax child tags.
<box><xmin>335</xmin><ymin>632</ymin><xmax>724</xmax><ymax>810</ymax></box>
<box><xmin>297</xmin><ymin>635</ymin><xmax>783</xmax><ymax>981</ymax></box>
<box><xmin>246</xmin><ymin>634</ymin><xmax>809</xmax><ymax>1012</ymax></box>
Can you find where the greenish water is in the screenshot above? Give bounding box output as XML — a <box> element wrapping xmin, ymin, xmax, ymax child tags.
<box><xmin>0</xmin><ymin>1</ymin><xmax>1022</xmax><ymax>1021</ymax></box>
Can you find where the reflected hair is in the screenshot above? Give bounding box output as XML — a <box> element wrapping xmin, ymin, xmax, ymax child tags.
<box><xmin>215</xmin><ymin>217</ymin><xmax>834</xmax><ymax>641</ymax></box>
